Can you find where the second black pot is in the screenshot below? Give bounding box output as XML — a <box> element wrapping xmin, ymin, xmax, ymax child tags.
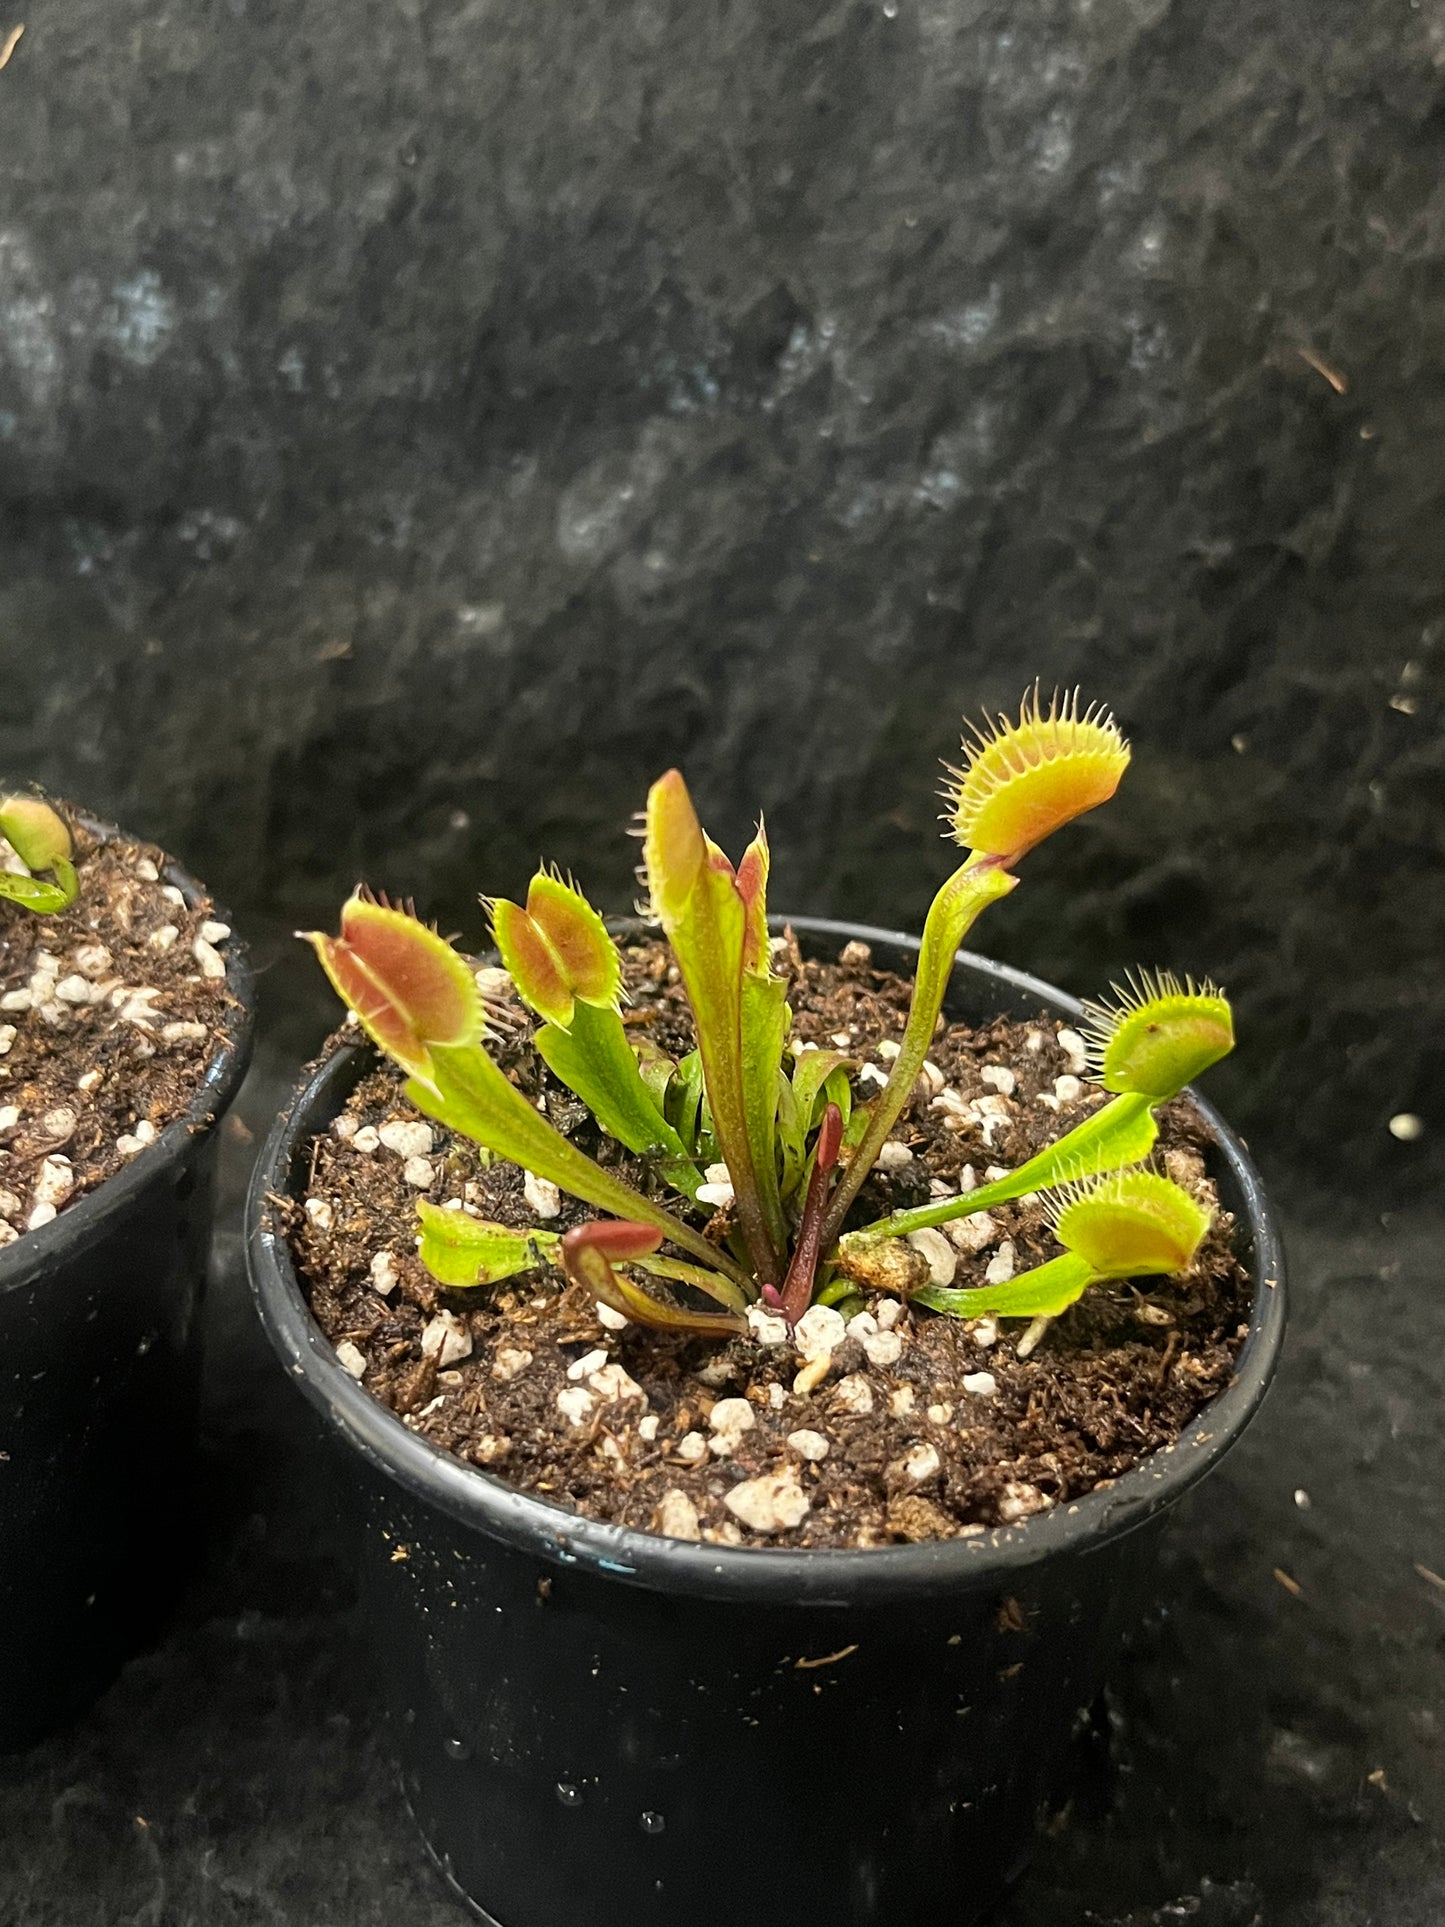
<box><xmin>0</xmin><ymin>834</ymin><xmax>253</xmax><ymax>1751</ymax></box>
<box><xmin>246</xmin><ymin>920</ymin><xmax>1285</xmax><ymax>1927</ymax></box>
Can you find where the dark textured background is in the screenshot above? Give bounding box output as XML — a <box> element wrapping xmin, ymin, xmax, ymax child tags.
<box><xmin>0</xmin><ymin>0</ymin><xmax>1442</xmax><ymax>1919</ymax></box>
<box><xmin>0</xmin><ymin>0</ymin><xmax>1440</xmax><ymax>1195</ymax></box>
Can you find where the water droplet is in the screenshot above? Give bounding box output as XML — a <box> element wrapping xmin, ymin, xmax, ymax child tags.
<box><xmin>443</xmin><ymin>1737</ymin><xmax>472</xmax><ymax>1761</ymax></box>
<box><xmin>639</xmin><ymin>1810</ymin><xmax>665</xmax><ymax>1835</ymax></box>
<box><xmin>883</xmin><ymin>1</ymin><xmax>899</xmax><ymax>16</ymax></box>
<box><xmin>556</xmin><ymin>1782</ymin><xmax>583</xmax><ymax>1808</ymax></box>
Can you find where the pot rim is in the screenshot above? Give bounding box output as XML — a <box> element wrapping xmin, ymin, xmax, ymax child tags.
<box><xmin>0</xmin><ymin>813</ymin><xmax>255</xmax><ymax>1294</ymax></box>
<box><xmin>245</xmin><ymin>914</ymin><xmax>1286</xmax><ymax>1606</ymax></box>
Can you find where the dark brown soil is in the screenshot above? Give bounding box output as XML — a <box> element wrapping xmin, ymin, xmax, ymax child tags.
<box><xmin>0</xmin><ymin>817</ymin><xmax>240</xmax><ymax>1247</ymax></box>
<box><xmin>288</xmin><ymin>938</ymin><xmax>1252</xmax><ymax>1548</ymax></box>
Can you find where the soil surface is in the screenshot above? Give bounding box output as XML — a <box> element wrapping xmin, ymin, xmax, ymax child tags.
<box><xmin>0</xmin><ymin>816</ymin><xmax>240</xmax><ymax>1248</ymax></box>
<box><xmin>289</xmin><ymin>938</ymin><xmax>1251</xmax><ymax>1548</ymax></box>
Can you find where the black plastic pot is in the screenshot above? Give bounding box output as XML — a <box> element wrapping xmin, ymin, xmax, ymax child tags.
<box><xmin>0</xmin><ymin>826</ymin><xmax>253</xmax><ymax>1751</ymax></box>
<box><xmin>246</xmin><ymin>919</ymin><xmax>1285</xmax><ymax>1927</ymax></box>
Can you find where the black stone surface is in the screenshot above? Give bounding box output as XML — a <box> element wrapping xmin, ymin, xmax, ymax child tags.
<box><xmin>0</xmin><ymin>0</ymin><xmax>1441</xmax><ymax>1916</ymax></box>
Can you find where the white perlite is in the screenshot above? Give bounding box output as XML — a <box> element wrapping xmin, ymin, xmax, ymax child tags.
<box><xmin>76</xmin><ymin>1067</ymin><xmax>104</xmax><ymax>1094</ymax></box>
<box><xmin>695</xmin><ymin>1161</ymin><xmax>735</xmax><ymax>1208</ymax></box>
<box><xmin>147</xmin><ymin>923</ymin><xmax>179</xmax><ymax>952</ymax></box>
<box><xmin>861</xmin><ymin>1328</ymin><xmax>904</xmax><ymax>1368</ymax></box>
<box><xmin>352</xmin><ymin>1125</ymin><xmax>380</xmax><ymax>1154</ymax></box>
<box><xmin>116</xmin><ymin>1120</ymin><xmax>158</xmax><ymax>1157</ymax></box>
<box><xmin>1055</xmin><ymin>1028</ymin><xmax>1089</xmax><ymax>1075</ymax></box>
<box><xmin>556</xmin><ymin>1386</ymin><xmax>596</xmax><ymax>1427</ymax></box>
<box><xmin>655</xmin><ymin>1489</ymin><xmax>701</xmax><ymax>1541</ymax></box>
<box><xmin>916</xmin><ymin>1060</ymin><xmax>945</xmax><ymax>1098</ymax></box>
<box><xmin>0</xmin><ymin>1024</ymin><xmax>14</xmax><ymax>1055</ymax></box>
<box><xmin>597</xmin><ymin>1303</ymin><xmax>629</xmax><ymax>1331</ymax></box>
<box><xmin>793</xmin><ymin>1304</ymin><xmax>847</xmax><ymax>1361</ymax></box>
<box><xmin>1054</xmin><ymin>1074</ymin><xmax>1083</xmax><ymax>1105</ymax></box>
<box><xmin>304</xmin><ymin>1197</ymin><xmax>335</xmax><ymax>1231</ymax></box>
<box><xmin>0</xmin><ymin>1188</ymin><xmax>20</xmax><ymax>1220</ymax></box>
<box><xmin>72</xmin><ymin>943</ymin><xmax>112</xmax><ymax>978</ymax></box>
<box><xmin>979</xmin><ymin>1064</ymin><xmax>1016</xmax><ymax>1096</ymax></box>
<box><xmin>637</xmin><ymin>1413</ymin><xmax>660</xmax><ymax>1441</ymax></box>
<box><xmin>523</xmin><ymin>1170</ymin><xmax>562</xmax><ymax>1218</ymax></box>
<box><xmin>492</xmin><ymin>1347</ymin><xmax>533</xmax><ymax>1382</ymax></box>
<box><xmin>708</xmin><ymin>1397</ymin><xmax>756</xmax><ymax>1456</ymax></box>
<box><xmin>747</xmin><ymin>1305</ymin><xmax>789</xmax><ymax>1346</ymax></box>
<box><xmin>378</xmin><ymin>1119</ymin><xmax>433</xmax><ymax>1159</ymax></box>
<box><xmin>403</xmin><ymin>1156</ymin><xmax>435</xmax><ymax>1189</ymax></box>
<box><xmin>724</xmin><ymin>1472</ymin><xmax>810</xmax><ymax>1534</ymax></box>
<box><xmin>897</xmin><ymin>1442</ymin><xmax>941</xmax><ymax>1486</ymax></box>
<box><xmin>889</xmin><ymin>1385</ymin><xmax>916</xmax><ymax>1417</ymax></box>
<box><xmin>947</xmin><ymin>1210</ymin><xmax>999</xmax><ymax>1255</ymax></box>
<box><xmin>161</xmin><ymin>1020</ymin><xmax>208</xmax><ymax>1045</ymax></box>
<box><xmin>421</xmin><ymin>1310</ymin><xmax>472</xmax><ymax>1367</ymax></box>
<box><xmin>877</xmin><ymin>1297</ymin><xmax>903</xmax><ymax>1330</ymax></box>
<box><xmin>588</xmin><ymin>1363</ymin><xmax>646</xmax><ymax>1405</ymax></box>
<box><xmin>676</xmin><ymin>1431</ymin><xmax>708</xmax><ymax>1464</ymax></box>
<box><xmin>335</xmin><ymin>1341</ymin><xmax>368</xmax><ymax>1381</ymax></box>
<box><xmin>0</xmin><ymin>1104</ymin><xmax>21</xmax><ymax>1130</ymax></box>
<box><xmin>905</xmin><ymin>1227</ymin><xmax>956</xmax><ymax>1287</ymax></box>
<box><xmin>199</xmin><ymin>920</ymin><xmax>230</xmax><ymax>945</ymax></box>
<box><xmin>567</xmin><ymin>1347</ymin><xmax>609</xmax><ymax>1382</ymax></box>
<box><xmin>998</xmin><ymin>1482</ymin><xmax>1053</xmax><ymax>1523</ymax></box>
<box><xmin>983</xmin><ymin>1240</ymin><xmax>1017</xmax><ymax>1285</ymax></box>
<box><xmin>970</xmin><ymin>1319</ymin><xmax>999</xmax><ymax>1350</ymax></box>
<box><xmin>26</xmin><ymin>1202</ymin><xmax>57</xmax><ymax>1230</ymax></box>
<box><xmin>787</xmin><ymin>1429</ymin><xmax>829</xmax><ymax>1462</ymax></box>
<box><xmin>54</xmin><ymin>974</ymin><xmax>101</xmax><ymax>1006</ymax></box>
<box><xmin>859</xmin><ymin>1062</ymin><xmax>889</xmax><ymax>1089</ymax></box>
<box><xmin>832</xmin><ymin>1373</ymin><xmax>874</xmax><ymax>1416</ymax></box>
<box><xmin>962</xmin><ymin>1371</ymin><xmax>998</xmax><ymax>1399</ymax></box>
<box><xmin>876</xmin><ymin>1039</ymin><xmax>901</xmax><ymax>1060</ymax></box>
<box><xmin>927</xmin><ymin>1402</ymin><xmax>954</xmax><ymax>1424</ymax></box>
<box><xmin>32</xmin><ymin>1158</ymin><xmax>74</xmax><ymax>1209</ymax></box>
<box><xmin>875</xmin><ymin>1140</ymin><xmax>913</xmax><ymax>1170</ymax></box>
<box><xmin>369</xmin><ymin>1251</ymin><xmax>399</xmax><ymax>1295</ymax></box>
<box><xmin>192</xmin><ymin>936</ymin><xmax>227</xmax><ymax>980</ymax></box>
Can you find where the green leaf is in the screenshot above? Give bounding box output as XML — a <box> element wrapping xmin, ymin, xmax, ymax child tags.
<box><xmin>820</xmin><ymin>857</ymin><xmax>1018</xmax><ymax>1246</ymax></box>
<box><xmin>854</xmin><ymin>1090</ymin><xmax>1158</xmax><ymax>1242</ymax></box>
<box><xmin>416</xmin><ymin>1202</ymin><xmax>559</xmax><ymax>1287</ymax></box>
<box><xmin>535</xmin><ymin>1001</ymin><xmax>687</xmax><ymax>1160</ymax></box>
<box><xmin>665</xmin><ymin>1049</ymin><xmax>706</xmax><ymax>1155</ymax></box>
<box><xmin>0</xmin><ymin>871</ymin><xmax>73</xmax><ymax>913</ymax></box>
<box><xmin>789</xmin><ymin>1048</ymin><xmax>855</xmax><ymax>1127</ymax></box>
<box><xmin>643</xmin><ymin>770</ymin><xmax>781</xmax><ymax>1282</ymax></box>
<box><xmin>409</xmin><ymin>1042</ymin><xmax>751</xmax><ymax>1288</ymax></box>
<box><xmin>915</xmin><ymin>1251</ymin><xmax>1097</xmax><ymax>1320</ymax></box>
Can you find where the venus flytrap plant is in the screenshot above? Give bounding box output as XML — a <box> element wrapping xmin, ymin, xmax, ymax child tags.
<box><xmin>0</xmin><ymin>796</ymin><xmax>79</xmax><ymax>914</ymax></box>
<box><xmin>306</xmin><ymin>685</ymin><xmax>1229</xmax><ymax>1343</ymax></box>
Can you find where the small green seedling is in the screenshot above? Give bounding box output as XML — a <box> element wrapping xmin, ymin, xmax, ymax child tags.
<box><xmin>307</xmin><ymin>687</ymin><xmax>1223</xmax><ymax>1338</ymax></box>
<box><xmin>0</xmin><ymin>796</ymin><xmax>78</xmax><ymax>914</ymax></box>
